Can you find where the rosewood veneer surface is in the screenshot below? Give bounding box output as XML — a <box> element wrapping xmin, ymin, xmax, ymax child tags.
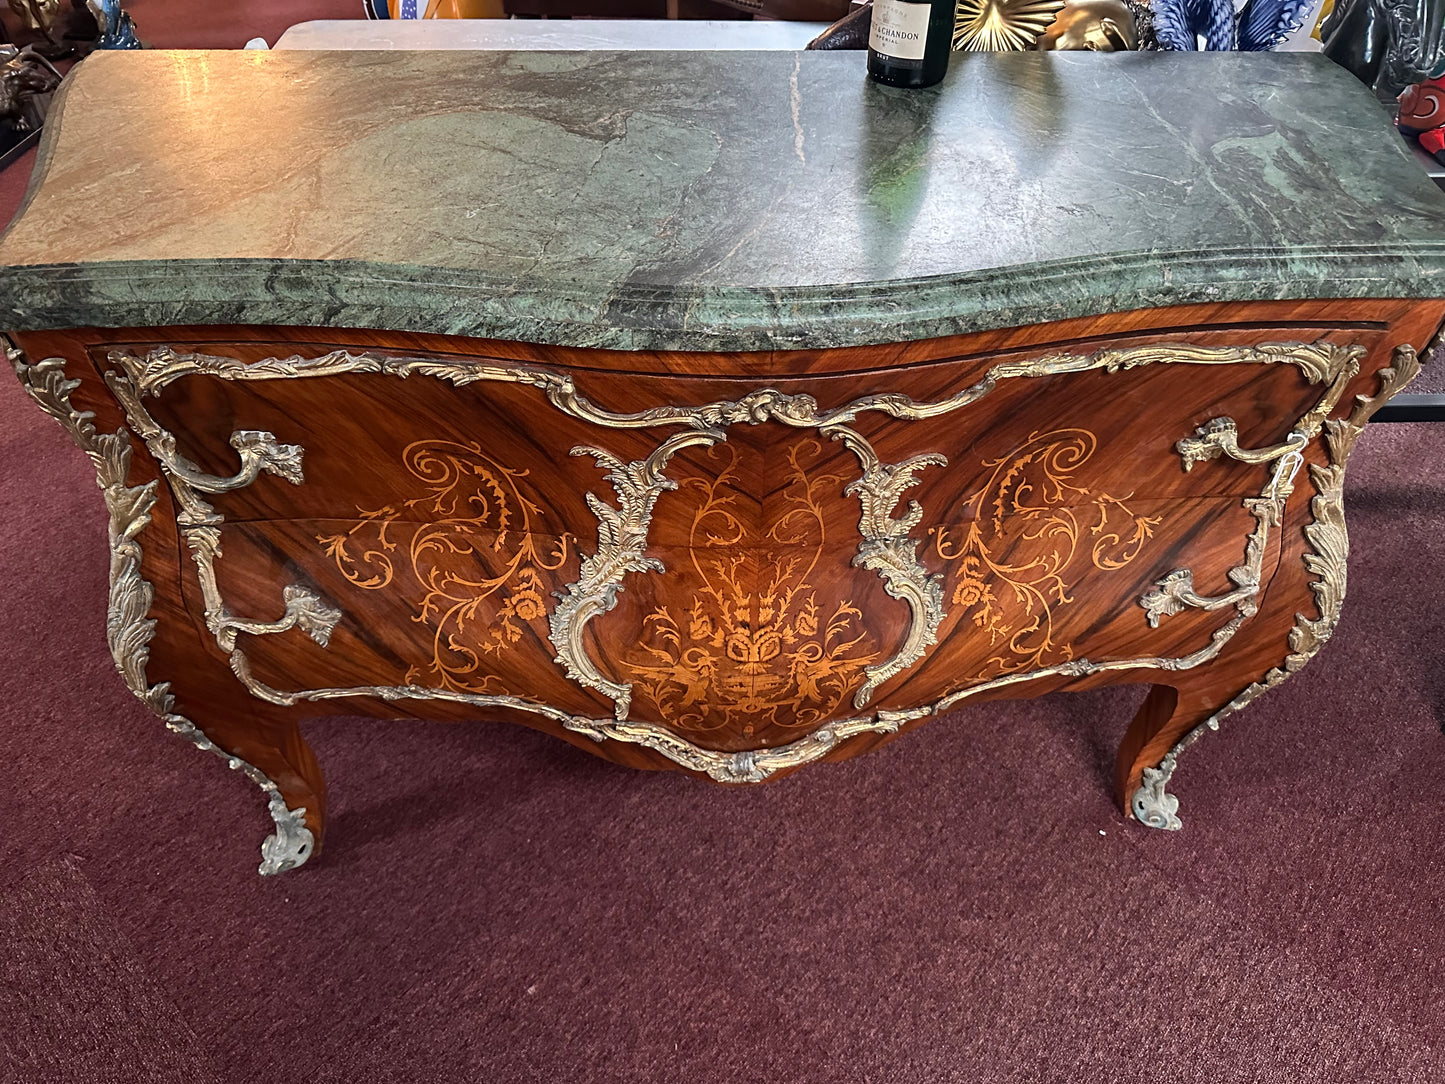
<box><xmin>3</xmin><ymin>49</ymin><xmax>1444</xmax><ymax>871</ymax></box>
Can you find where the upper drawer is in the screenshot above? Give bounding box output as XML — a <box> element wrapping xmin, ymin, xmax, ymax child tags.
<box><xmin>92</xmin><ymin>332</ymin><xmax>1347</xmax><ymax>539</ymax></box>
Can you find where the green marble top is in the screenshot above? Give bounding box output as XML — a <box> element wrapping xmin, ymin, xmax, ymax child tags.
<box><xmin>3</xmin><ymin>48</ymin><xmax>1445</xmax><ymax>350</ymax></box>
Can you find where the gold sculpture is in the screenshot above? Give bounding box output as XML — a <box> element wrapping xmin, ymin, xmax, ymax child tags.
<box><xmin>7</xmin><ymin>0</ymin><xmax>60</xmax><ymax>33</ymax></box>
<box><xmin>1037</xmin><ymin>0</ymin><xmax>1140</xmax><ymax>50</ymax></box>
<box><xmin>953</xmin><ymin>0</ymin><xmax>1068</xmax><ymax>50</ymax></box>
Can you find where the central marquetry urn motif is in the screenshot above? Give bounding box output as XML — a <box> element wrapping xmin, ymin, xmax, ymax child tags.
<box><xmin>622</xmin><ymin>439</ymin><xmax>883</xmax><ymax>738</ymax></box>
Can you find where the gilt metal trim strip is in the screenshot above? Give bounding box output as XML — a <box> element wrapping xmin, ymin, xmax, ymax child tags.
<box><xmin>549</xmin><ymin>430</ymin><xmax>724</xmax><ymax>719</ymax></box>
<box><xmin>116</xmin><ymin>341</ymin><xmax>1362</xmax><ymax>422</ymax></box>
<box><xmin>8</xmin><ymin>344</ymin><xmax>314</xmax><ymax>874</ymax></box>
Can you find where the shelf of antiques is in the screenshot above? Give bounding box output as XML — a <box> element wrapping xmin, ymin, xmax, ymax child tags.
<box><xmin>3</xmin><ymin>49</ymin><xmax>1444</xmax><ymax>873</ymax></box>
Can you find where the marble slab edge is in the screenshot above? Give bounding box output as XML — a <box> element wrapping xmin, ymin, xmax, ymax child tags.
<box><xmin>2</xmin><ymin>247</ymin><xmax>1445</xmax><ymax>352</ymax></box>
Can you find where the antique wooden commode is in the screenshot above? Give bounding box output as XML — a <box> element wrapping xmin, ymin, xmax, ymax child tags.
<box><xmin>4</xmin><ymin>49</ymin><xmax>1444</xmax><ymax>873</ymax></box>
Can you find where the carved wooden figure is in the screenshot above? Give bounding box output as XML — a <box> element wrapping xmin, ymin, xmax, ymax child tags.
<box><xmin>4</xmin><ymin>50</ymin><xmax>1445</xmax><ymax>872</ymax></box>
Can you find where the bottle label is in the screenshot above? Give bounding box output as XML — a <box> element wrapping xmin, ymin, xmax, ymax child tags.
<box><xmin>869</xmin><ymin>0</ymin><xmax>931</xmax><ymax>61</ymax></box>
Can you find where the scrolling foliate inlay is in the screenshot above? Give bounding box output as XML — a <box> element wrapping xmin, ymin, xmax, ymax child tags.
<box><xmin>931</xmin><ymin>428</ymin><xmax>1162</xmax><ymax>680</ymax></box>
<box><xmin>318</xmin><ymin>439</ymin><xmax>574</xmax><ymax>694</ymax></box>
<box><xmin>624</xmin><ymin>440</ymin><xmax>883</xmax><ymax>735</ymax></box>
<box><xmin>98</xmin><ymin>338</ymin><xmax>1365</xmax><ymax>785</ymax></box>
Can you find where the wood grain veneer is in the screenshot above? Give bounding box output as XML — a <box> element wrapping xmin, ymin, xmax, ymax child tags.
<box><xmin>11</xmin><ymin>296</ymin><xmax>1439</xmax><ymax>868</ymax></box>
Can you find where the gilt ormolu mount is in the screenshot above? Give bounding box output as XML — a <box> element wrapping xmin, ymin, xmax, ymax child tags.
<box><xmin>3</xmin><ymin>50</ymin><xmax>1445</xmax><ymax>872</ymax></box>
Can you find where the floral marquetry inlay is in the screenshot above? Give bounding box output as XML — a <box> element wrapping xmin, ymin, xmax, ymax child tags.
<box><xmin>317</xmin><ymin>440</ymin><xmax>573</xmax><ymax>693</ymax></box>
<box><xmin>87</xmin><ymin>338</ymin><xmax>1368</xmax><ymax>799</ymax></box>
<box><xmin>931</xmin><ymin>429</ymin><xmax>1162</xmax><ymax>677</ymax></box>
<box><xmin>624</xmin><ymin>440</ymin><xmax>883</xmax><ymax>736</ymax></box>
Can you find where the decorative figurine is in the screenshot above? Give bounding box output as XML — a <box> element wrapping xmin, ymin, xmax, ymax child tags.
<box><xmin>84</xmin><ymin>0</ymin><xmax>140</xmax><ymax>50</ymax></box>
<box><xmin>8</xmin><ymin>0</ymin><xmax>61</xmax><ymax>35</ymax></box>
<box><xmin>1396</xmin><ymin>71</ymin><xmax>1445</xmax><ymax>162</ymax></box>
<box><xmin>0</xmin><ymin>42</ymin><xmax>60</xmax><ymax>168</ymax></box>
<box><xmin>6</xmin><ymin>0</ymin><xmax>66</xmax><ymax>53</ymax></box>
<box><xmin>1038</xmin><ymin>0</ymin><xmax>1139</xmax><ymax>49</ymax></box>
<box><xmin>0</xmin><ymin>43</ymin><xmax>59</xmax><ymax>132</ymax></box>
<box><xmin>1150</xmin><ymin>0</ymin><xmax>1309</xmax><ymax>50</ymax></box>
<box><xmin>953</xmin><ymin>0</ymin><xmax>1068</xmax><ymax>49</ymax></box>
<box><xmin>1321</xmin><ymin>0</ymin><xmax>1445</xmax><ymax>96</ymax></box>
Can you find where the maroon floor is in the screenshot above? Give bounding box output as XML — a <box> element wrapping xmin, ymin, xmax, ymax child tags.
<box><xmin>4</xmin><ymin>7</ymin><xmax>1445</xmax><ymax>1082</ymax></box>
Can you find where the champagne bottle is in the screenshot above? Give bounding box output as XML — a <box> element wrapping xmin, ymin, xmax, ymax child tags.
<box><xmin>867</xmin><ymin>0</ymin><xmax>957</xmax><ymax>89</ymax></box>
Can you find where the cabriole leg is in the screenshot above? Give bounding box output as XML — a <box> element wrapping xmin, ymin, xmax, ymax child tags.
<box><xmin>1116</xmin><ymin>683</ymin><xmax>1232</xmax><ymax>831</ymax></box>
<box><xmin>10</xmin><ymin>343</ymin><xmax>325</xmax><ymax>874</ymax></box>
<box><xmin>1109</xmin><ymin>682</ymin><xmax>1236</xmax><ymax>838</ymax></box>
<box><xmin>1115</xmin><ymin>344</ymin><xmax>1417</xmax><ymax>829</ymax></box>
<box><xmin>157</xmin><ymin>693</ymin><xmax>327</xmax><ymax>874</ymax></box>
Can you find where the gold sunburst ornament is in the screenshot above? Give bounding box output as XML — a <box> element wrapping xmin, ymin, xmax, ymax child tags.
<box><xmin>953</xmin><ymin>0</ymin><xmax>1068</xmax><ymax>49</ymax></box>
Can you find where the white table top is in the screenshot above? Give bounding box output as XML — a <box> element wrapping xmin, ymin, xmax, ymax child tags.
<box><xmin>274</xmin><ymin>18</ymin><xmax>830</xmax><ymax>50</ymax></box>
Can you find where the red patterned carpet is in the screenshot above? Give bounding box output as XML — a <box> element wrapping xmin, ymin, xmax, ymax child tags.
<box><xmin>3</xmin><ymin>6</ymin><xmax>1445</xmax><ymax>1082</ymax></box>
